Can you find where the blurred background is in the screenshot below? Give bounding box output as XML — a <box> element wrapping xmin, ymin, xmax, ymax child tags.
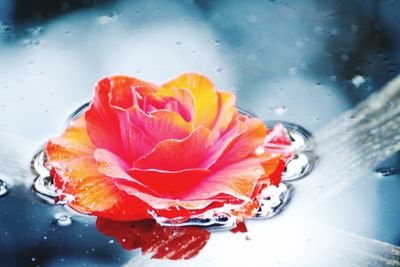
<box><xmin>0</xmin><ymin>0</ymin><xmax>399</xmax><ymax>266</ymax></box>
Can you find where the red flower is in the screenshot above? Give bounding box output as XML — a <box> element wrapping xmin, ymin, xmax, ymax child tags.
<box><xmin>46</xmin><ymin>73</ymin><xmax>290</xmax><ymax>223</ymax></box>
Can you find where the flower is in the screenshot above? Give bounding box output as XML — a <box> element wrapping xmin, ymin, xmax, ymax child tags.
<box><xmin>46</xmin><ymin>73</ymin><xmax>291</xmax><ymax>223</ymax></box>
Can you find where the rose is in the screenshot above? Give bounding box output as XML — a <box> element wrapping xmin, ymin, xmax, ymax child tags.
<box><xmin>46</xmin><ymin>73</ymin><xmax>290</xmax><ymax>223</ymax></box>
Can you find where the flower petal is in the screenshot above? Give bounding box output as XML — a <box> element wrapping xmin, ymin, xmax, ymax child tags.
<box><xmin>46</xmin><ymin>116</ymin><xmax>94</xmax><ymax>161</ymax></box>
<box><xmin>46</xmin><ymin>116</ymin><xmax>153</xmax><ymax>221</ymax></box>
<box><xmin>96</xmin><ymin>218</ymin><xmax>211</xmax><ymax>260</ymax></box>
<box><xmin>85</xmin><ymin>77</ymin><xmax>158</xmax><ymax>162</ymax></box>
<box><xmin>162</xmin><ymin>73</ymin><xmax>218</xmax><ymax>129</ymax></box>
<box><xmin>211</xmin><ymin>115</ymin><xmax>267</xmax><ymax>170</ymax></box>
<box><xmin>211</xmin><ymin>91</ymin><xmax>237</xmax><ymax>139</ymax></box>
<box><xmin>184</xmin><ymin>154</ymin><xmax>275</xmax><ymax>200</ymax></box>
<box><xmin>127</xmin><ymin>168</ymin><xmax>209</xmax><ymax>198</ymax></box>
<box><xmin>128</xmin><ymin>107</ymin><xmax>193</xmax><ymax>148</ymax></box>
<box><xmin>132</xmin><ymin>126</ymin><xmax>212</xmax><ymax>171</ymax></box>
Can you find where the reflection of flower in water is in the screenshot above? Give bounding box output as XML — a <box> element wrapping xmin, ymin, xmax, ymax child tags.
<box><xmin>96</xmin><ymin>218</ymin><xmax>210</xmax><ymax>260</ymax></box>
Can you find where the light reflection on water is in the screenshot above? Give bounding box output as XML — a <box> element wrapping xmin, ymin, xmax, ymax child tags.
<box><xmin>0</xmin><ymin>0</ymin><xmax>399</xmax><ymax>266</ymax></box>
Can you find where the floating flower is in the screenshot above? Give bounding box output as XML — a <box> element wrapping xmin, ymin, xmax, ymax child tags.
<box><xmin>46</xmin><ymin>73</ymin><xmax>291</xmax><ymax>224</ymax></box>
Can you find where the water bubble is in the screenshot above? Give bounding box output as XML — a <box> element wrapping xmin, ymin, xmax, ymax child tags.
<box><xmin>0</xmin><ymin>180</ymin><xmax>8</xmax><ymax>197</ymax></box>
<box><xmin>375</xmin><ymin>167</ymin><xmax>397</xmax><ymax>177</ymax></box>
<box><xmin>256</xmin><ymin>183</ymin><xmax>292</xmax><ymax>219</ymax></box>
<box><xmin>270</xmin><ymin>106</ymin><xmax>288</xmax><ymax>115</ymax></box>
<box><xmin>54</xmin><ymin>214</ymin><xmax>72</xmax><ymax>227</ymax></box>
<box><xmin>352</xmin><ymin>75</ymin><xmax>366</xmax><ymax>87</ymax></box>
<box><xmin>282</xmin><ymin>152</ymin><xmax>315</xmax><ymax>181</ymax></box>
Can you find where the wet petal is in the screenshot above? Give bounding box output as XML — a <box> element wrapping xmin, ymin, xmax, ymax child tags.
<box><xmin>96</xmin><ymin>219</ymin><xmax>211</xmax><ymax>260</ymax></box>
<box><xmin>46</xmin><ymin>116</ymin><xmax>94</xmax><ymax>162</ymax></box>
<box><xmin>211</xmin><ymin>91</ymin><xmax>237</xmax><ymax>139</ymax></box>
<box><xmin>46</xmin><ymin>116</ymin><xmax>153</xmax><ymax>221</ymax></box>
<box><xmin>156</xmin><ymin>87</ymin><xmax>196</xmax><ymax>122</ymax></box>
<box><xmin>211</xmin><ymin>116</ymin><xmax>267</xmax><ymax>170</ymax></box>
<box><xmin>127</xmin><ymin>168</ymin><xmax>209</xmax><ymax>198</ymax></box>
<box><xmin>85</xmin><ymin>77</ymin><xmax>158</xmax><ymax>162</ymax></box>
<box><xmin>185</xmin><ymin>154</ymin><xmax>277</xmax><ymax>200</ymax></box>
<box><xmin>132</xmin><ymin>127</ymin><xmax>212</xmax><ymax>171</ymax></box>
<box><xmin>128</xmin><ymin>107</ymin><xmax>193</xmax><ymax>148</ymax></box>
<box><xmin>162</xmin><ymin>73</ymin><xmax>218</xmax><ymax>129</ymax></box>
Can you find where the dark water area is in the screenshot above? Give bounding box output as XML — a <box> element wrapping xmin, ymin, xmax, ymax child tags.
<box><xmin>0</xmin><ymin>0</ymin><xmax>399</xmax><ymax>266</ymax></box>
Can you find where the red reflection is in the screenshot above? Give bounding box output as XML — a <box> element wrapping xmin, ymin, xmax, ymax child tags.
<box><xmin>96</xmin><ymin>218</ymin><xmax>211</xmax><ymax>260</ymax></box>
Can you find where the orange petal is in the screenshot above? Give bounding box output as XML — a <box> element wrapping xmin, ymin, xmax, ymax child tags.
<box><xmin>162</xmin><ymin>73</ymin><xmax>218</xmax><ymax>129</ymax></box>
<box><xmin>109</xmin><ymin>76</ymin><xmax>158</xmax><ymax>109</ymax></box>
<box><xmin>211</xmin><ymin>91</ymin><xmax>237</xmax><ymax>139</ymax></box>
<box><xmin>128</xmin><ymin>107</ymin><xmax>193</xmax><ymax>148</ymax></box>
<box><xmin>46</xmin><ymin>116</ymin><xmax>153</xmax><ymax>221</ymax></box>
<box><xmin>46</xmin><ymin>116</ymin><xmax>94</xmax><ymax>162</ymax></box>
<box><xmin>211</xmin><ymin>115</ymin><xmax>267</xmax><ymax>170</ymax></box>
<box><xmin>132</xmin><ymin>126</ymin><xmax>212</xmax><ymax>171</ymax></box>
<box><xmin>184</xmin><ymin>155</ymin><xmax>273</xmax><ymax>200</ymax></box>
<box><xmin>156</xmin><ymin>87</ymin><xmax>196</xmax><ymax>122</ymax></box>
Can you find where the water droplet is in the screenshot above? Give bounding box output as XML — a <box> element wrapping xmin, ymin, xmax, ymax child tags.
<box><xmin>0</xmin><ymin>23</ymin><xmax>14</xmax><ymax>38</ymax></box>
<box><xmin>0</xmin><ymin>180</ymin><xmax>8</xmax><ymax>197</ymax></box>
<box><xmin>288</xmin><ymin>67</ymin><xmax>297</xmax><ymax>76</ymax></box>
<box><xmin>245</xmin><ymin>15</ymin><xmax>257</xmax><ymax>23</ymax></box>
<box><xmin>214</xmin><ymin>67</ymin><xmax>222</xmax><ymax>74</ymax></box>
<box><xmin>256</xmin><ymin>183</ymin><xmax>292</xmax><ymax>219</ymax></box>
<box><xmin>352</xmin><ymin>75</ymin><xmax>366</xmax><ymax>87</ymax></box>
<box><xmin>97</xmin><ymin>12</ymin><xmax>120</xmax><ymax>25</ymax></box>
<box><xmin>282</xmin><ymin>152</ymin><xmax>315</xmax><ymax>181</ymax></box>
<box><xmin>375</xmin><ymin>167</ymin><xmax>397</xmax><ymax>177</ymax></box>
<box><xmin>54</xmin><ymin>213</ymin><xmax>72</xmax><ymax>227</ymax></box>
<box><xmin>109</xmin><ymin>239</ymin><xmax>115</xmax><ymax>244</ymax></box>
<box><xmin>270</xmin><ymin>106</ymin><xmax>288</xmax><ymax>115</ymax></box>
<box><xmin>310</xmin><ymin>117</ymin><xmax>320</xmax><ymax>123</ymax></box>
<box><xmin>27</xmin><ymin>26</ymin><xmax>43</xmax><ymax>36</ymax></box>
